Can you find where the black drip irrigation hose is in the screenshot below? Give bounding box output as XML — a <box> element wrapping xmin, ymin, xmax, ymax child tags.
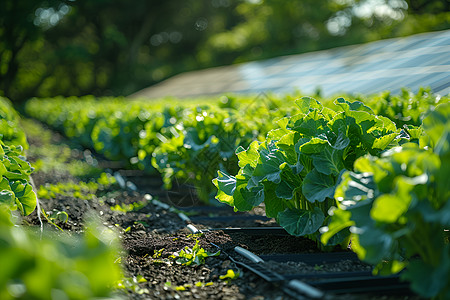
<box><xmin>117</xmin><ymin>173</ymin><xmax>414</xmax><ymax>299</ymax></box>
<box><xmin>187</xmin><ymin>223</ymin><xmax>325</xmax><ymax>300</ymax></box>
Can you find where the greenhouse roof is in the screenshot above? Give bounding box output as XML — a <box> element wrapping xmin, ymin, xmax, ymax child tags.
<box><xmin>131</xmin><ymin>29</ymin><xmax>450</xmax><ymax>98</ymax></box>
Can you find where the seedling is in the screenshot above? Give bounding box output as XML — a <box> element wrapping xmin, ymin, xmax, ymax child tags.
<box><xmin>219</xmin><ymin>269</ymin><xmax>240</xmax><ymax>283</ymax></box>
<box><xmin>171</xmin><ymin>239</ymin><xmax>220</xmax><ymax>266</ymax></box>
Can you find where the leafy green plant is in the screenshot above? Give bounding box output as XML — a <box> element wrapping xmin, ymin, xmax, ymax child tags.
<box><xmin>219</xmin><ymin>269</ymin><xmax>240</xmax><ymax>283</ymax></box>
<box><xmin>110</xmin><ymin>200</ymin><xmax>147</xmax><ymax>214</ymax></box>
<box><xmin>362</xmin><ymin>87</ymin><xmax>448</xmax><ymax>128</ymax></box>
<box><xmin>171</xmin><ymin>239</ymin><xmax>220</xmax><ymax>266</ymax></box>
<box><xmin>152</xmin><ymin>105</ymin><xmax>265</xmax><ymax>202</ymax></box>
<box><xmin>25</xmin><ymin>92</ymin><xmax>443</xmax><ymax>210</ymax></box>
<box><xmin>37</xmin><ymin>172</ymin><xmax>116</xmax><ymax>201</ymax></box>
<box><xmin>24</xmin><ymin>94</ymin><xmax>295</xmax><ymax>203</ymax></box>
<box><xmin>47</xmin><ymin>210</ymin><xmax>69</xmax><ymax>223</ymax></box>
<box><xmin>214</xmin><ymin>97</ymin><xmax>403</xmax><ymax>246</ymax></box>
<box><xmin>91</xmin><ymin>103</ymin><xmax>152</xmax><ymax>166</ymax></box>
<box><xmin>321</xmin><ymin>102</ymin><xmax>450</xmax><ymax>299</ymax></box>
<box><xmin>0</xmin><ymin>141</ymin><xmax>36</xmax><ymax>216</ymax></box>
<box><xmin>115</xmin><ymin>275</ymin><xmax>149</xmax><ymax>295</ymax></box>
<box><xmin>0</xmin><ymin>97</ymin><xmax>28</xmax><ymax>149</ymax></box>
<box><xmin>20</xmin><ymin>118</ymin><xmax>102</xmax><ymax>179</ymax></box>
<box><xmin>0</xmin><ymin>211</ymin><xmax>123</xmax><ymax>300</ymax></box>
<box><xmin>0</xmin><ymin>98</ymin><xmax>36</xmax><ymax>217</ymax></box>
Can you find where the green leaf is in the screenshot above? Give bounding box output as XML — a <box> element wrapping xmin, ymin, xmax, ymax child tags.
<box><xmin>213</xmin><ymin>170</ymin><xmax>236</xmax><ymax>196</ymax></box>
<box><xmin>267</xmin><ymin>128</ymin><xmax>290</xmax><ymax>141</ymax></box>
<box><xmin>294</xmin><ymin>109</ymin><xmax>327</xmax><ymax>137</ymax></box>
<box><xmin>0</xmin><ymin>190</ymin><xmax>15</xmax><ymax>208</ymax></box>
<box><xmin>372</xmin><ymin>133</ymin><xmax>397</xmax><ymax>150</ymax></box>
<box><xmin>329</xmin><ymin>130</ymin><xmax>350</xmax><ymax>150</ymax></box>
<box><xmin>235</xmin><ymin>184</ymin><xmax>264</xmax><ymax>211</ymax></box>
<box><xmin>214</xmin><ymin>184</ymin><xmax>235</xmax><ymax>207</ymax></box>
<box><xmin>236</xmin><ymin>140</ymin><xmax>260</xmax><ymax>169</ymax></box>
<box><xmin>321</xmin><ymin>107</ymin><xmax>337</xmax><ymax>121</ymax></box>
<box><xmin>295</xmin><ymin>97</ymin><xmax>323</xmax><ymax>114</ymax></box>
<box><xmin>295</xmin><ymin>137</ymin><xmax>327</xmax><ymax>154</ymax></box>
<box><xmin>0</xmin><ymin>161</ymin><xmax>6</xmax><ymax>177</ymax></box>
<box><xmin>302</xmin><ymin>169</ymin><xmax>336</xmax><ymax>203</ymax></box>
<box><xmin>10</xmin><ymin>182</ymin><xmax>37</xmax><ymax>216</ymax></box>
<box><xmin>312</xmin><ymin>146</ymin><xmax>344</xmax><ymax>176</ymax></box>
<box><xmin>275</xmin><ymin>163</ymin><xmax>302</xmax><ymax>199</ymax></box>
<box><xmin>370</xmin><ymin>176</ymin><xmax>415</xmax><ymax>223</ymax></box>
<box><xmin>278</xmin><ymin>207</ymin><xmax>325</xmax><ymax>236</ymax></box>
<box><xmin>335</xmin><ymin>171</ymin><xmax>377</xmax><ymax>209</ymax></box>
<box><xmin>277</xmin><ymin>132</ymin><xmax>301</xmax><ymax>165</ymax></box>
<box><xmin>357</xmin><ymin>227</ymin><xmax>394</xmax><ymax>264</ymax></box>
<box><xmin>422</xmin><ymin>102</ymin><xmax>450</xmax><ymax>148</ymax></box>
<box><xmin>250</xmin><ymin>142</ymin><xmax>284</xmax><ymax>186</ymax></box>
<box><xmin>263</xmin><ymin>181</ymin><xmax>287</xmax><ymax>219</ymax></box>
<box><xmin>334</xmin><ymin>98</ymin><xmax>374</xmax><ymax>114</ymax></box>
<box><xmin>320</xmin><ymin>208</ymin><xmax>353</xmax><ymax>245</ymax></box>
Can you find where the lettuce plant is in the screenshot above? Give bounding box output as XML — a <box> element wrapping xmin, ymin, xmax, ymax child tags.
<box><xmin>0</xmin><ymin>211</ymin><xmax>123</xmax><ymax>300</ymax></box>
<box><xmin>0</xmin><ymin>97</ymin><xmax>28</xmax><ymax>148</ymax></box>
<box><xmin>152</xmin><ymin>105</ymin><xmax>275</xmax><ymax>203</ymax></box>
<box><xmin>214</xmin><ymin>97</ymin><xmax>402</xmax><ymax>246</ymax></box>
<box><xmin>362</xmin><ymin>87</ymin><xmax>449</xmax><ymax>128</ymax></box>
<box><xmin>321</xmin><ymin>102</ymin><xmax>450</xmax><ymax>299</ymax></box>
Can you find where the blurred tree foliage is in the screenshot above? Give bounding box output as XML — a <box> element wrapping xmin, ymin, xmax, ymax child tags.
<box><xmin>0</xmin><ymin>0</ymin><xmax>448</xmax><ymax>103</ymax></box>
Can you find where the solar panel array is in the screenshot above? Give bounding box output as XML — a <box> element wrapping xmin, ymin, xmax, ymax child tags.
<box><xmin>131</xmin><ymin>30</ymin><xmax>450</xmax><ymax>99</ymax></box>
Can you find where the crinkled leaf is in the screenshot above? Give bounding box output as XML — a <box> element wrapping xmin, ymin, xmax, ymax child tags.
<box><xmin>295</xmin><ymin>97</ymin><xmax>323</xmax><ymax>114</ymax></box>
<box><xmin>295</xmin><ymin>137</ymin><xmax>327</xmax><ymax>154</ymax></box>
<box><xmin>278</xmin><ymin>207</ymin><xmax>325</xmax><ymax>236</ymax></box>
<box><xmin>236</xmin><ymin>140</ymin><xmax>260</xmax><ymax>169</ymax></box>
<box><xmin>250</xmin><ymin>142</ymin><xmax>284</xmax><ymax>186</ymax></box>
<box><xmin>294</xmin><ymin>110</ymin><xmax>327</xmax><ymax>137</ymax></box>
<box><xmin>372</xmin><ymin>133</ymin><xmax>398</xmax><ymax>150</ymax></box>
<box><xmin>334</xmin><ymin>98</ymin><xmax>374</xmax><ymax>114</ymax></box>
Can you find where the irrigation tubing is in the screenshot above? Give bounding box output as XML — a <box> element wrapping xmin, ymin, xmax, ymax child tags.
<box><xmin>119</xmin><ymin>173</ymin><xmax>414</xmax><ymax>299</ymax></box>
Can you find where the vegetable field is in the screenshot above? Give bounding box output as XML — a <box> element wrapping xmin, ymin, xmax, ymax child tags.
<box><xmin>1</xmin><ymin>88</ymin><xmax>449</xmax><ymax>299</ymax></box>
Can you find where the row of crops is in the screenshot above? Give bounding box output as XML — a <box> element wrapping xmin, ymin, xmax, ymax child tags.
<box><xmin>15</xmin><ymin>88</ymin><xmax>450</xmax><ymax>299</ymax></box>
<box><xmin>0</xmin><ymin>97</ymin><xmax>122</xmax><ymax>299</ymax></box>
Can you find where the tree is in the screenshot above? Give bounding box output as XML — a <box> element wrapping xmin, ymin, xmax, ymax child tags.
<box><xmin>0</xmin><ymin>0</ymin><xmax>448</xmax><ymax>104</ymax></box>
